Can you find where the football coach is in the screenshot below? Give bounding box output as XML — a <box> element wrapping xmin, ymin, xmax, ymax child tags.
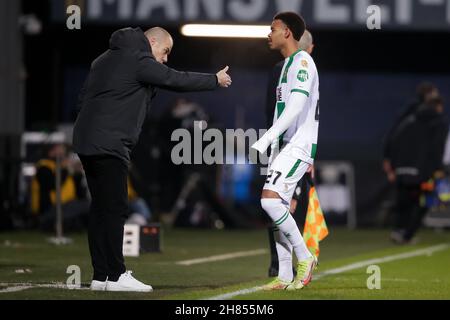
<box><xmin>73</xmin><ymin>26</ymin><xmax>232</xmax><ymax>292</ymax></box>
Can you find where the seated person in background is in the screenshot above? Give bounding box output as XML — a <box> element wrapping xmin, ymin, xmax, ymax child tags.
<box><xmin>31</xmin><ymin>143</ymin><xmax>90</xmax><ymax>232</ymax></box>
<box><xmin>126</xmin><ymin>172</ymin><xmax>152</xmax><ymax>225</ymax></box>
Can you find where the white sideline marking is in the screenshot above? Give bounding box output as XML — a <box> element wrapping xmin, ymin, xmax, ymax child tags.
<box><xmin>206</xmin><ymin>243</ymin><xmax>449</xmax><ymax>300</ymax></box>
<box><xmin>0</xmin><ymin>286</ymin><xmax>33</xmax><ymax>293</ymax></box>
<box><xmin>176</xmin><ymin>249</ymin><xmax>268</xmax><ymax>266</ymax></box>
<box><xmin>331</xmin><ymin>277</ymin><xmax>416</xmax><ymax>283</ymax></box>
<box><xmin>383</xmin><ymin>278</ymin><xmax>417</xmax><ymax>282</ymax></box>
<box><xmin>2</xmin><ymin>248</ymin><xmax>269</xmax><ymax>292</ymax></box>
<box><xmin>0</xmin><ymin>282</ymin><xmax>88</xmax><ymax>293</ymax></box>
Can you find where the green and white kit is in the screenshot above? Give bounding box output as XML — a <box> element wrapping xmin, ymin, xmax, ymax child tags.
<box><xmin>253</xmin><ymin>49</ymin><xmax>320</xmax><ymax>203</ymax></box>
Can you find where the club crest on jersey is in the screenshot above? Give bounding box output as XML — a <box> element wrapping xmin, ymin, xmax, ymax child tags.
<box><xmin>297</xmin><ymin>69</ymin><xmax>309</xmax><ymax>82</ymax></box>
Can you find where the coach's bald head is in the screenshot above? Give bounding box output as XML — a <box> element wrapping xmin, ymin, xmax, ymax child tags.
<box><xmin>299</xmin><ymin>30</ymin><xmax>314</xmax><ymax>54</ymax></box>
<box><xmin>145</xmin><ymin>27</ymin><xmax>173</xmax><ymax>64</ymax></box>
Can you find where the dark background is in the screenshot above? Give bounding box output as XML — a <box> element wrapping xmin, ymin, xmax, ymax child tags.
<box><xmin>15</xmin><ymin>0</ymin><xmax>450</xmax><ymax>227</ymax></box>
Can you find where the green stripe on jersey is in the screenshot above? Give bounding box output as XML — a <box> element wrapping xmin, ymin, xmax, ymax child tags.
<box><xmin>291</xmin><ymin>89</ymin><xmax>309</xmax><ymax>97</ymax></box>
<box><xmin>311</xmin><ymin>144</ymin><xmax>317</xmax><ymax>159</ymax></box>
<box><xmin>286</xmin><ymin>160</ymin><xmax>302</xmax><ymax>178</ymax></box>
<box><xmin>279</xmin><ymin>49</ymin><xmax>303</xmax><ymax>85</ymax></box>
<box><xmin>276</xmin><ymin>102</ymin><xmax>286</xmax><ymax>148</ymax></box>
<box><xmin>276</xmin><ymin>102</ymin><xmax>286</xmax><ymax>118</ymax></box>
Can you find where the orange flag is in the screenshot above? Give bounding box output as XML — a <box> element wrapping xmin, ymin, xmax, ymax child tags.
<box><xmin>303</xmin><ymin>185</ymin><xmax>329</xmax><ymax>258</ymax></box>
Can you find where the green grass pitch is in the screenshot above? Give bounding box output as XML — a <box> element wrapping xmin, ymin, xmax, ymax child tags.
<box><xmin>0</xmin><ymin>227</ymin><xmax>449</xmax><ymax>300</ymax></box>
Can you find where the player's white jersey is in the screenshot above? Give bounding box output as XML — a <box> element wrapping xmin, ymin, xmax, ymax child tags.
<box><xmin>272</xmin><ymin>49</ymin><xmax>320</xmax><ymax>164</ymax></box>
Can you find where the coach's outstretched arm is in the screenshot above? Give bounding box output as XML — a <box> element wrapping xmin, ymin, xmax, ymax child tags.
<box><xmin>252</xmin><ymin>92</ymin><xmax>308</xmax><ymax>154</ymax></box>
<box><xmin>136</xmin><ymin>55</ymin><xmax>231</xmax><ymax>91</ymax></box>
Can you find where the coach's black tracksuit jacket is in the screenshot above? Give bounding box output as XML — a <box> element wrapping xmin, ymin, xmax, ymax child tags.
<box><xmin>73</xmin><ymin>27</ymin><xmax>218</xmax><ymax>164</ymax></box>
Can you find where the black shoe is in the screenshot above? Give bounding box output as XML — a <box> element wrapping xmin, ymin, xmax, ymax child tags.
<box><xmin>268</xmin><ymin>266</ymin><xmax>297</xmax><ymax>277</ymax></box>
<box><xmin>390</xmin><ymin>230</ymin><xmax>406</xmax><ymax>244</ymax></box>
<box><xmin>268</xmin><ymin>266</ymin><xmax>278</xmax><ymax>277</ymax></box>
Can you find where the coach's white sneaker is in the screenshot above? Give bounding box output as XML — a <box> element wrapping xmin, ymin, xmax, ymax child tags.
<box><xmin>90</xmin><ymin>280</ymin><xmax>107</xmax><ymax>291</ymax></box>
<box><xmin>106</xmin><ymin>271</ymin><xmax>153</xmax><ymax>292</ymax></box>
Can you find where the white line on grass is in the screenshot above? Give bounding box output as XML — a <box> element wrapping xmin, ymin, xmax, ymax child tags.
<box><xmin>0</xmin><ymin>282</ymin><xmax>89</xmax><ymax>293</ymax></box>
<box><xmin>1</xmin><ymin>248</ymin><xmax>269</xmax><ymax>293</ymax></box>
<box><xmin>0</xmin><ymin>285</ymin><xmax>33</xmax><ymax>293</ymax></box>
<box><xmin>176</xmin><ymin>249</ymin><xmax>268</xmax><ymax>266</ymax></box>
<box><xmin>206</xmin><ymin>243</ymin><xmax>449</xmax><ymax>300</ymax></box>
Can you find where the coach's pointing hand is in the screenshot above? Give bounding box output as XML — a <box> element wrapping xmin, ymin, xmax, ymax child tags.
<box><xmin>216</xmin><ymin>66</ymin><xmax>232</xmax><ymax>88</ymax></box>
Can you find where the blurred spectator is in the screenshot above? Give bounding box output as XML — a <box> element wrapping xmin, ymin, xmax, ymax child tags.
<box><xmin>157</xmin><ymin>99</ymin><xmax>244</xmax><ymax>228</ymax></box>
<box><xmin>386</xmin><ymin>96</ymin><xmax>449</xmax><ymax>243</ymax></box>
<box><xmin>126</xmin><ymin>166</ymin><xmax>152</xmax><ymax>226</ymax></box>
<box><xmin>30</xmin><ymin>143</ymin><xmax>89</xmax><ymax>232</ymax></box>
<box><xmin>158</xmin><ymin>98</ymin><xmax>209</xmax><ymax>212</ymax></box>
<box><xmin>383</xmin><ymin>82</ymin><xmax>440</xmax><ymax>182</ymax></box>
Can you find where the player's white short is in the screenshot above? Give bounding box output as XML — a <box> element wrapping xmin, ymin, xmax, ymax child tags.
<box><xmin>263</xmin><ymin>151</ymin><xmax>310</xmax><ymax>204</ymax></box>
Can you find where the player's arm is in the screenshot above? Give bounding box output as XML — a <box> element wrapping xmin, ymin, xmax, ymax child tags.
<box><xmin>268</xmin><ymin>139</ymin><xmax>279</xmax><ymax>168</ymax></box>
<box><xmin>252</xmin><ymin>61</ymin><xmax>313</xmax><ymax>154</ymax></box>
<box><xmin>252</xmin><ymin>92</ymin><xmax>308</xmax><ymax>154</ymax></box>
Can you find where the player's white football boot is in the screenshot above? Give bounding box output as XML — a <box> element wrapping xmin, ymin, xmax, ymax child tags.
<box><xmin>106</xmin><ymin>271</ymin><xmax>153</xmax><ymax>292</ymax></box>
<box><xmin>286</xmin><ymin>255</ymin><xmax>318</xmax><ymax>290</ymax></box>
<box><xmin>90</xmin><ymin>280</ymin><xmax>107</xmax><ymax>291</ymax></box>
<box><xmin>262</xmin><ymin>278</ymin><xmax>292</xmax><ymax>291</ymax></box>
